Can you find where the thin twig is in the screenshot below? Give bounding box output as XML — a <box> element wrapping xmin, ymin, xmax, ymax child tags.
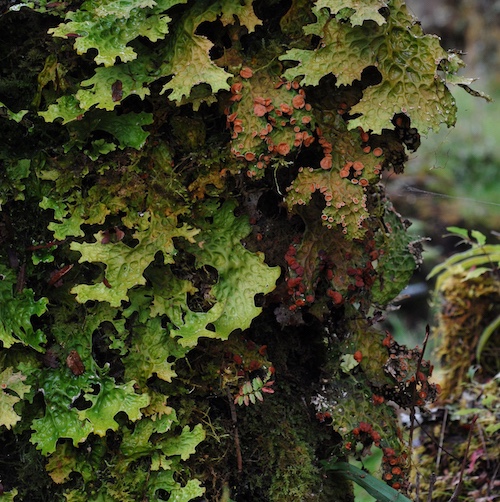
<box><xmin>411</xmin><ymin>413</ymin><xmax>460</xmax><ymax>462</ymax></box>
<box><xmin>15</xmin><ymin>262</ymin><xmax>26</xmax><ymax>293</ymax></box>
<box><xmin>409</xmin><ymin>325</ymin><xmax>431</xmax><ymax>455</ymax></box>
<box><xmin>427</xmin><ymin>472</ymin><xmax>436</xmax><ymax>502</ymax></box>
<box><xmin>226</xmin><ymin>387</ymin><xmax>243</xmax><ymax>474</ymax></box>
<box><xmin>449</xmin><ymin>415</ymin><xmax>477</xmax><ymax>502</ymax></box>
<box><xmin>26</xmin><ymin>239</ymin><xmax>65</xmax><ymax>250</ymax></box>
<box><xmin>436</xmin><ymin>407</ymin><xmax>448</xmax><ymax>471</ymax></box>
<box><xmin>475</xmin><ymin>417</ymin><xmax>490</xmax><ymax>469</ymax></box>
<box><xmin>415</xmin><ymin>471</ymin><xmax>420</xmax><ymax>502</ymax></box>
<box><xmin>488</xmin><ymin>462</ymin><xmax>499</xmax><ymax>498</ymax></box>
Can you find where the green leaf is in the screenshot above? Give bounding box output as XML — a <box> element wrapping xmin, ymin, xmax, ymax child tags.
<box><xmin>122</xmin><ymin>412</ymin><xmax>205</xmax><ymax>462</ymax></box>
<box><xmin>41</xmin><ymin>196</ymin><xmax>86</xmax><ymax>239</ymax></box>
<box><xmin>120</xmin><ymin>413</ymin><xmax>205</xmax><ymax>500</ymax></box>
<box><xmin>476</xmin><ymin>314</ymin><xmax>500</xmax><ymax>363</ymax></box>
<box><xmin>286</xmin><ymin>168</ymin><xmax>369</xmax><ymax>239</ymax></box>
<box><xmin>71</xmin><ymin>212</ymin><xmax>199</xmax><ymax>306</ymax></box>
<box><xmin>0</xmin><ymin>488</ymin><xmax>18</xmax><ymax>501</ymax></box>
<box><xmin>185</xmin><ymin>201</ymin><xmax>280</xmax><ymax>340</ymax></box>
<box><xmin>471</xmin><ymin>229</ymin><xmax>487</xmax><ymax>246</ymax></box>
<box><xmin>47</xmin><ymin>440</ymin><xmax>118</xmax><ymax>488</ymax></box>
<box><xmin>39</xmin><ymin>95</ymin><xmax>84</xmax><ymax>124</ymax></box>
<box><xmin>150</xmin><ymin>268</ymin><xmax>197</xmax><ymax>322</ymax></box>
<box><xmin>67</xmin><ymin>110</ymin><xmax>154</xmax><ymax>150</ymax></box>
<box><xmin>49</xmin><ymin>211</ymin><xmax>85</xmax><ymax>240</ymax></box>
<box><xmin>0</xmin><ymin>266</ymin><xmax>48</xmax><ymax>351</ymax></box>
<box><xmin>148</xmin><ymin>470</ymin><xmax>205</xmax><ymax>502</ymax></box>
<box><xmin>76</xmin><ymin>57</ymin><xmax>155</xmax><ymax>112</ymax></box>
<box><xmin>90</xmin><ymin>0</ymin><xmax>164</xmax><ymax>19</ymax></box>
<box><xmin>46</xmin><ymin>443</ymin><xmax>88</xmax><ymax>484</ymax></box>
<box><xmin>142</xmin><ymin>202</ymin><xmax>279</xmax><ymax>348</ymax></box>
<box><xmin>31</xmin><ymin>363</ymin><xmax>149</xmax><ymax>454</ymax></box>
<box><xmin>84</xmin><ymin>139</ymin><xmax>117</xmax><ymax>160</ymax></box>
<box><xmin>462</xmin><ymin>267</ymin><xmax>490</xmax><ymax>281</ymax></box>
<box><xmin>42</xmin><ymin>186</ymin><xmax>115</xmax><ymax>236</ymax></box>
<box><xmin>87</xmin><ymin>302</ymin><xmax>129</xmax><ymax>355</ymax></box>
<box><xmin>159</xmin><ymin>423</ymin><xmax>205</xmax><ymax>460</ymax></box>
<box><xmin>32</xmin><ymin>244</ymin><xmax>57</xmax><ymax>265</ymax></box>
<box><xmin>485</xmin><ymin>423</ymin><xmax>500</xmax><ymax>435</ymax></box>
<box><xmin>123</xmin><ymin>316</ymin><xmax>188</xmax><ymax>386</ymax></box>
<box><xmin>30</xmin><ymin>369</ymin><xmax>94</xmax><ymax>455</ymax></box>
<box><xmin>40</xmin><ymin>196</ymin><xmax>68</xmax><ymax>220</ymax></box>
<box><xmin>122</xmin><ymin>287</ymin><xmax>155</xmax><ymax>323</ymax></box>
<box><xmin>169</xmin><ymin>302</ymin><xmax>226</xmax><ymax>348</ymax></box>
<box><xmin>217</xmin><ymin>0</ymin><xmax>262</xmax><ymax>33</ymax></box>
<box><xmin>78</xmin><ymin>377</ymin><xmax>149</xmax><ymax>436</ymax></box>
<box><xmin>446</xmin><ymin>226</ymin><xmax>471</xmax><ymax>240</ymax></box>
<box><xmin>98</xmin><ymin>111</ymin><xmax>153</xmax><ymax>149</ymax></box>
<box><xmin>0</xmin><ymin>367</ymin><xmax>31</xmax><ymax>429</ymax></box>
<box><xmin>323</xmin><ymin>462</ymin><xmax>412</xmax><ymax>502</ymax></box>
<box><xmin>45</xmin><ymin>443</ymin><xmax>92</xmax><ymax>484</ymax></box>
<box><xmin>6</xmin><ymin>158</ymin><xmax>30</xmax><ymax>184</ymax></box>
<box><xmin>2</xmin><ymin>158</ymin><xmax>31</xmax><ymax>201</ymax></box>
<box><xmin>340</xmin><ymin>354</ymin><xmax>359</xmax><ymax>373</ymax></box>
<box><xmin>426</xmin><ymin>244</ymin><xmax>500</xmax><ymax>290</ymax></box>
<box><xmin>281</xmin><ymin>0</ymin><xmax>458</xmax><ymax>133</ymax></box>
<box><xmin>371</xmin><ymin>205</ymin><xmax>419</xmax><ymax>305</ymax></box>
<box><xmin>427</xmin><ymin>245</ymin><xmax>500</xmax><ymax>279</ymax></box>
<box><xmin>315</xmin><ymin>0</ymin><xmax>388</xmax><ymax>26</ymax></box>
<box><xmin>159</xmin><ymin>0</ymin><xmax>233</xmax><ymax>104</ymax></box>
<box><xmin>452</xmin><ymin>408</ymin><xmax>483</xmax><ymax>417</ymax></box>
<box><xmin>49</xmin><ymin>0</ymin><xmax>187</xmax><ymax>66</ymax></box>
<box><xmin>280</xmin><ymin>6</ymin><xmax>373</xmax><ymax>87</ymax></box>
<box><xmin>1</xmin><ymin>100</ymin><xmax>28</xmax><ymax>122</ymax></box>
<box><xmin>120</xmin><ymin>411</ymin><xmax>178</xmax><ymax>459</ymax></box>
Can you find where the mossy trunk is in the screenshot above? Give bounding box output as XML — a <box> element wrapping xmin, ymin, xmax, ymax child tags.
<box><xmin>0</xmin><ymin>1</ymin><xmax>482</xmax><ymax>500</ymax></box>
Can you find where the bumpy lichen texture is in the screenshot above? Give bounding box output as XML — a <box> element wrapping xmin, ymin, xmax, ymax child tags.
<box><xmin>48</xmin><ymin>0</ymin><xmax>187</xmax><ymax>66</ymax></box>
<box><xmin>0</xmin><ymin>368</ymin><xmax>31</xmax><ymax>430</ymax></box>
<box><xmin>185</xmin><ymin>201</ymin><xmax>281</xmax><ymax>340</ymax></box>
<box><xmin>0</xmin><ymin>265</ymin><xmax>48</xmax><ymax>351</ymax></box>
<box><xmin>70</xmin><ymin>213</ymin><xmax>199</xmax><ymax>306</ymax></box>
<box><xmin>226</xmin><ymin>72</ymin><xmax>317</xmax><ymax>177</ymax></box>
<box><xmin>281</xmin><ymin>0</ymin><xmax>461</xmax><ymax>133</ymax></box>
<box><xmin>0</xmin><ymin>0</ymin><xmax>480</xmax><ymax>500</ymax></box>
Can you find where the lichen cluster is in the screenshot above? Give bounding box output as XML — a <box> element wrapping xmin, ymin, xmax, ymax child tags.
<box><xmin>0</xmin><ymin>0</ymin><xmax>481</xmax><ymax>500</ymax></box>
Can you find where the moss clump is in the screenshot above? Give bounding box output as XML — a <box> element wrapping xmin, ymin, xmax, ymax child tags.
<box><xmin>435</xmin><ymin>270</ymin><xmax>500</xmax><ymax>401</ymax></box>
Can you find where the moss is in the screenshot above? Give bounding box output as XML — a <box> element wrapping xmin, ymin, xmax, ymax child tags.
<box><xmin>237</xmin><ymin>395</ymin><xmax>352</xmax><ymax>502</ymax></box>
<box><xmin>411</xmin><ymin>378</ymin><xmax>500</xmax><ymax>501</ymax></box>
<box><xmin>435</xmin><ymin>270</ymin><xmax>500</xmax><ymax>401</ymax></box>
<box><xmin>176</xmin><ymin>317</ymin><xmax>354</xmax><ymax>501</ymax></box>
<box><xmin>0</xmin><ymin>429</ymin><xmax>64</xmax><ymax>501</ymax></box>
<box><xmin>411</xmin><ymin>244</ymin><xmax>500</xmax><ymax>501</ymax></box>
